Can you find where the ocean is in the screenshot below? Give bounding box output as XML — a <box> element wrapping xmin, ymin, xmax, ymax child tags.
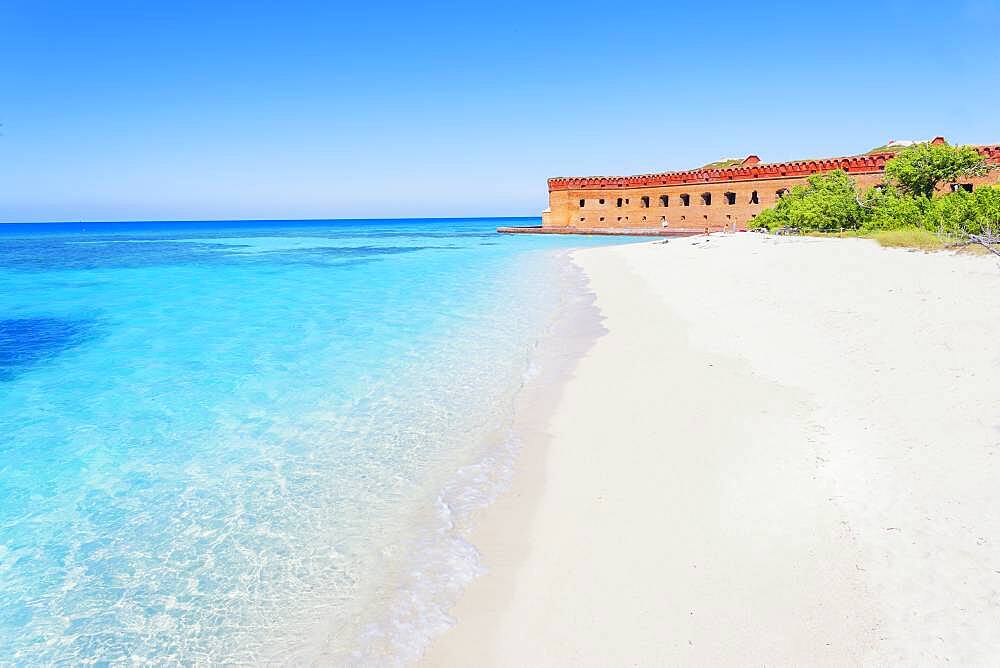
<box><xmin>0</xmin><ymin>218</ymin><xmax>630</xmax><ymax>663</ymax></box>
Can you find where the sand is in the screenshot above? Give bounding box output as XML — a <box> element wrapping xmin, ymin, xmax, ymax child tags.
<box><xmin>422</xmin><ymin>234</ymin><xmax>1000</xmax><ymax>665</ymax></box>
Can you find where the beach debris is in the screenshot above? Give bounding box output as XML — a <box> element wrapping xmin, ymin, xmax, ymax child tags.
<box><xmin>969</xmin><ymin>230</ymin><xmax>1000</xmax><ymax>258</ymax></box>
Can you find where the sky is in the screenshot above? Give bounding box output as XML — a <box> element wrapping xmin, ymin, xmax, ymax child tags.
<box><xmin>1</xmin><ymin>0</ymin><xmax>998</xmax><ymax>222</ymax></box>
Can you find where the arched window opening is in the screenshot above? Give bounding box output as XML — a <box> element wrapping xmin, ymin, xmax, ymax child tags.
<box><xmin>724</xmin><ymin>192</ymin><xmax>736</xmax><ymax>205</ymax></box>
<box><xmin>776</xmin><ymin>189</ymin><xmax>789</xmax><ymax>200</ymax></box>
<box><xmin>951</xmin><ymin>183</ymin><xmax>973</xmax><ymax>192</ymax></box>
<box><xmin>701</xmin><ymin>192</ymin><xmax>712</xmax><ymax>206</ymax></box>
<box><xmin>579</xmin><ymin>199</ymin><xmax>585</xmax><ymax>208</ymax></box>
<box><xmin>616</xmin><ymin>197</ymin><xmax>623</xmax><ymax>207</ymax></box>
<box><xmin>659</xmin><ymin>195</ymin><xmax>669</xmax><ymax>207</ymax></box>
<box><xmin>750</xmin><ymin>190</ymin><xmax>759</xmax><ymax>204</ymax></box>
<box><xmin>640</xmin><ymin>196</ymin><xmax>650</xmax><ymax>208</ymax></box>
<box><xmin>680</xmin><ymin>194</ymin><xmax>690</xmax><ymax>207</ymax></box>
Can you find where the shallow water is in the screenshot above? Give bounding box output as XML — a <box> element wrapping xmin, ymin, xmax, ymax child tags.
<box><xmin>0</xmin><ymin>218</ymin><xmax>630</xmax><ymax>663</ymax></box>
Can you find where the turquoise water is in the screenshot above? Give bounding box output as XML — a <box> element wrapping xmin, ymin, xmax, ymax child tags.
<box><xmin>0</xmin><ymin>218</ymin><xmax>628</xmax><ymax>663</ymax></box>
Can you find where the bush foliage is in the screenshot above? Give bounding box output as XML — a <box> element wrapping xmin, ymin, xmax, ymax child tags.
<box><xmin>748</xmin><ymin>143</ymin><xmax>998</xmax><ymax>238</ymax></box>
<box><xmin>753</xmin><ymin>170</ymin><xmax>864</xmax><ymax>232</ymax></box>
<box><xmin>923</xmin><ymin>186</ymin><xmax>1000</xmax><ymax>235</ymax></box>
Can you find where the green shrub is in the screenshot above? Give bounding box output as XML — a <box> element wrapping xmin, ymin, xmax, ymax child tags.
<box><xmin>747</xmin><ymin>146</ymin><xmax>998</xmax><ymax>238</ymax></box>
<box><xmin>923</xmin><ymin>185</ymin><xmax>1000</xmax><ymax>235</ymax></box>
<box><xmin>972</xmin><ymin>185</ymin><xmax>1000</xmax><ymax>232</ymax></box>
<box><xmin>748</xmin><ymin>201</ymin><xmax>786</xmax><ymax>231</ymax></box>
<box><xmin>861</xmin><ymin>187</ymin><xmax>927</xmax><ymax>231</ymax></box>
<box><xmin>748</xmin><ymin>170</ymin><xmax>864</xmax><ymax>232</ymax></box>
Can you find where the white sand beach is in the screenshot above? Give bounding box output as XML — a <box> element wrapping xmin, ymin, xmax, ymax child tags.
<box><xmin>424</xmin><ymin>234</ymin><xmax>1000</xmax><ymax>665</ymax></box>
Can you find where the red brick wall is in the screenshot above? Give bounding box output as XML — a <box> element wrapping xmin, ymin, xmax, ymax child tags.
<box><xmin>544</xmin><ymin>145</ymin><xmax>1000</xmax><ymax>230</ymax></box>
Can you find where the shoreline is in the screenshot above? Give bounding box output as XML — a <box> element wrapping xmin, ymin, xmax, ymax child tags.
<box><xmin>321</xmin><ymin>248</ymin><xmax>609</xmax><ymax>664</ymax></box>
<box><xmin>422</xmin><ymin>233</ymin><xmax>1000</xmax><ymax>664</ymax></box>
<box><xmin>416</xmin><ymin>249</ymin><xmax>607</xmax><ymax>664</ymax></box>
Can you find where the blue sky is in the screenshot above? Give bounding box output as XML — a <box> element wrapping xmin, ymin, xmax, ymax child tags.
<box><xmin>1</xmin><ymin>0</ymin><xmax>998</xmax><ymax>222</ymax></box>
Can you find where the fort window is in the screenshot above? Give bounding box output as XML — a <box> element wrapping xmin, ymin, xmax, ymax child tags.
<box><xmin>659</xmin><ymin>195</ymin><xmax>669</xmax><ymax>207</ymax></box>
<box><xmin>616</xmin><ymin>197</ymin><xmax>623</xmax><ymax>207</ymax></box>
<box><xmin>700</xmin><ymin>192</ymin><xmax>712</xmax><ymax>205</ymax></box>
<box><xmin>749</xmin><ymin>190</ymin><xmax>759</xmax><ymax>204</ymax></box>
<box><xmin>724</xmin><ymin>191</ymin><xmax>736</xmax><ymax>205</ymax></box>
<box><xmin>776</xmin><ymin>189</ymin><xmax>789</xmax><ymax>200</ymax></box>
<box><xmin>680</xmin><ymin>194</ymin><xmax>690</xmax><ymax>207</ymax></box>
<box><xmin>579</xmin><ymin>199</ymin><xmax>585</xmax><ymax>208</ymax></box>
<box><xmin>951</xmin><ymin>183</ymin><xmax>973</xmax><ymax>192</ymax></box>
<box><xmin>599</xmin><ymin>198</ymin><xmax>605</xmax><ymax>205</ymax></box>
<box><xmin>599</xmin><ymin>216</ymin><xmax>605</xmax><ymax>222</ymax></box>
<box><xmin>641</xmin><ymin>196</ymin><xmax>650</xmax><ymax>208</ymax></box>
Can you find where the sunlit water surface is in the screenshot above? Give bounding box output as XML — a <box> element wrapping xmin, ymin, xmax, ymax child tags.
<box><xmin>0</xmin><ymin>218</ymin><xmax>630</xmax><ymax>663</ymax></box>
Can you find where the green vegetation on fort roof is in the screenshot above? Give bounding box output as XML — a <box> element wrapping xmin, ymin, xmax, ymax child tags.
<box><xmin>749</xmin><ymin>142</ymin><xmax>998</xmax><ymax>250</ymax></box>
<box><xmin>700</xmin><ymin>158</ymin><xmax>743</xmax><ymax>170</ymax></box>
<box><xmin>866</xmin><ymin>144</ymin><xmax>902</xmax><ymax>154</ymax></box>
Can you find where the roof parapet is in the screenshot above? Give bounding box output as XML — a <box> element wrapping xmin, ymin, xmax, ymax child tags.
<box><xmin>547</xmin><ymin>143</ymin><xmax>1000</xmax><ymax>191</ymax></box>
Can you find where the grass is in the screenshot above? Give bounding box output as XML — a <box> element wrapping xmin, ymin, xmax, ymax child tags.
<box><xmin>802</xmin><ymin>230</ymin><xmax>860</xmax><ymax>239</ymax></box>
<box><xmin>864</xmin><ymin>227</ymin><xmax>949</xmax><ymax>250</ymax></box>
<box><xmin>794</xmin><ymin>227</ymin><xmax>963</xmax><ymax>251</ymax></box>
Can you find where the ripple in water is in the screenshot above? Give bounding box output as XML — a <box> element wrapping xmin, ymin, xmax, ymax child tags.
<box><xmin>0</xmin><ymin>218</ymin><xmax>628</xmax><ymax>663</ymax></box>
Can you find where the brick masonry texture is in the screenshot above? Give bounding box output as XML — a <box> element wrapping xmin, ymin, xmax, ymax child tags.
<box><xmin>542</xmin><ymin>140</ymin><xmax>1000</xmax><ymax>231</ymax></box>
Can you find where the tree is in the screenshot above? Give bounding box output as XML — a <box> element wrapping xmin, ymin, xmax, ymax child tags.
<box><xmin>884</xmin><ymin>142</ymin><xmax>989</xmax><ymax>199</ymax></box>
